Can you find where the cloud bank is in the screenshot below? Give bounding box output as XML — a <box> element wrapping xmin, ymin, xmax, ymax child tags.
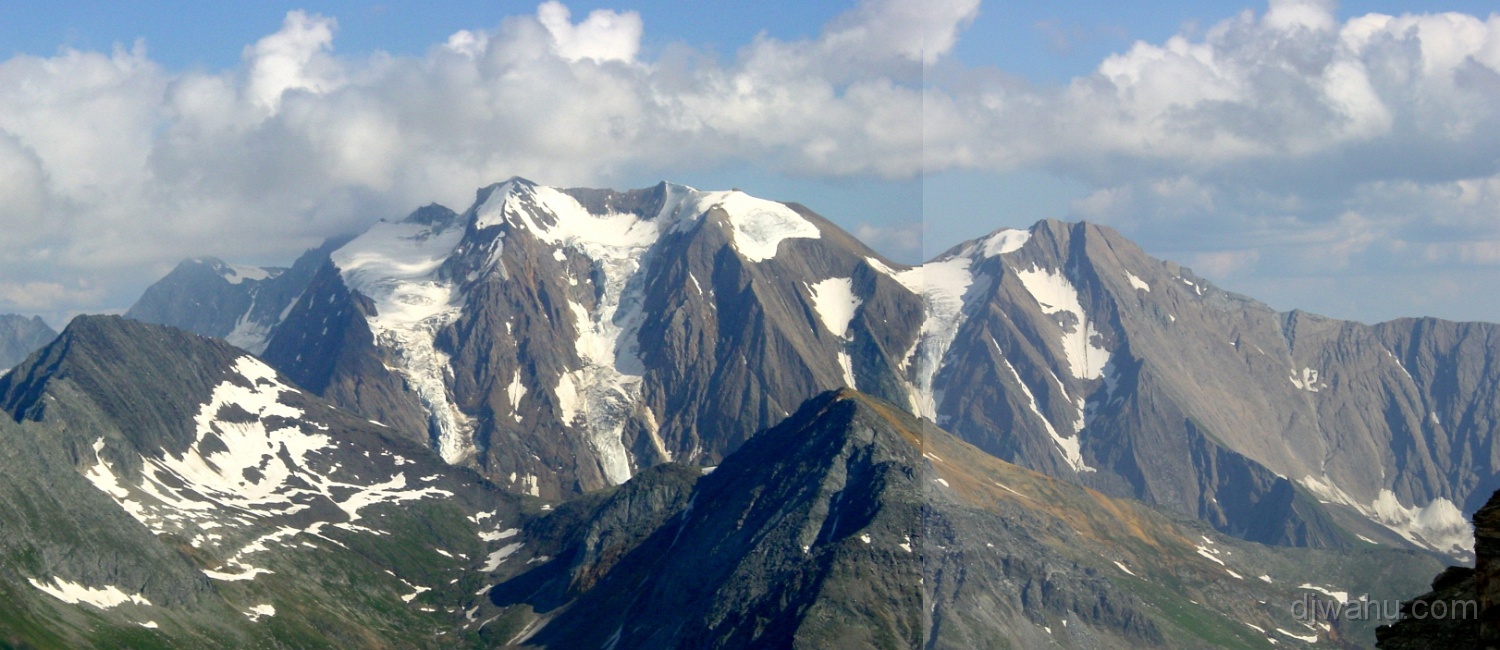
<box><xmin>958</xmin><ymin>0</ymin><xmax>1500</xmax><ymax>320</ymax></box>
<box><xmin>0</xmin><ymin>0</ymin><xmax>980</xmax><ymax>320</ymax></box>
<box><xmin>1</xmin><ymin>0</ymin><xmax>1499</xmax><ymax>324</ymax></box>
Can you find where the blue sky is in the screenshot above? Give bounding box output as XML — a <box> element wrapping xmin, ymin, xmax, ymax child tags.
<box><xmin>1</xmin><ymin>0</ymin><xmax>1499</xmax><ymax>325</ymax></box>
<box><xmin>9</xmin><ymin>1</ymin><xmax>1491</xmax><ymax>76</ymax></box>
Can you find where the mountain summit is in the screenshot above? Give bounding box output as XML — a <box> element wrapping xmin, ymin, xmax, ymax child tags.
<box><xmin>249</xmin><ymin>177</ymin><xmax>922</xmax><ymax>500</ymax></box>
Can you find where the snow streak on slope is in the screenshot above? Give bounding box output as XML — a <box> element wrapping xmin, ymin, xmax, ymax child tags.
<box><xmin>334</xmin><ymin>216</ymin><xmax>472</xmax><ymax>463</ymax></box>
<box><xmin>1014</xmin><ymin>267</ymin><xmax>1110</xmax><ymax>380</ymax></box>
<box><xmin>867</xmin><ymin>227</ymin><xmax>1043</xmax><ymax>421</ymax></box>
<box><xmin>991</xmin><ymin>338</ymin><xmax>1095</xmax><ymax>473</ymax></box>
<box><xmin>81</xmin><ymin>356</ymin><xmax>454</xmax><ymax>581</ymax></box>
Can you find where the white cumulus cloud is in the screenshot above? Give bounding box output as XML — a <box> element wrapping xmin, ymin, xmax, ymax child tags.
<box><xmin>0</xmin><ymin>0</ymin><xmax>960</xmax><ymax>321</ymax></box>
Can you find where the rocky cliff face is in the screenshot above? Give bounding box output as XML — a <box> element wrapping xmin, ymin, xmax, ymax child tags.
<box><xmin>0</xmin><ymin>313</ymin><xmax>55</xmax><ymax>370</ymax></box>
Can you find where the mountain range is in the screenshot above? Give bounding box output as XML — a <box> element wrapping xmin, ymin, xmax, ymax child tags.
<box><xmin>127</xmin><ymin>178</ymin><xmax>1495</xmax><ymax>561</ymax></box>
<box><xmin>2</xmin><ymin>177</ymin><xmax>1495</xmax><ymax>647</ymax></box>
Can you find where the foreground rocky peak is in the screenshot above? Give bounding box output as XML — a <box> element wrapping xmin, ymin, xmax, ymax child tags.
<box><xmin>472</xmin><ymin>388</ymin><xmax>1441</xmax><ymax>648</ymax></box>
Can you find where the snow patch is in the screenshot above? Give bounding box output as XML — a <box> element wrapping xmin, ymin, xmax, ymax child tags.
<box><xmin>245</xmin><ymin>604</ymin><xmax>276</xmax><ymax>622</ymax></box>
<box><xmin>480</xmin><ymin>527</ymin><xmax>520</xmax><ymax>542</ymax></box>
<box><xmin>835</xmin><ymin>351</ymin><xmax>857</xmax><ymax>388</ymax></box>
<box><xmin>696</xmin><ymin>191</ymin><xmax>820</xmax><ymax>262</ymax></box>
<box><xmin>27</xmin><ymin>578</ymin><xmax>151</xmax><ymax>610</ymax></box>
<box><xmin>481</xmin><ymin>543</ymin><xmax>524</xmax><ymax>572</ymax></box>
<box><xmin>224</xmin><ymin>312</ymin><xmax>275</xmax><ymax>355</ymax></box>
<box><xmin>221</xmin><ymin>264</ymin><xmax>272</xmax><ymax>285</ymax></box>
<box><xmin>506</xmin><ymin>370</ymin><xmax>527</xmax><ymax>422</ymax></box>
<box><xmin>1124</xmin><ymin>271</ymin><xmax>1150</xmax><ymax>292</ymax></box>
<box><xmin>809</xmin><ymin>277</ymin><xmax>860</xmax><ymax>336</ymax></box>
<box><xmin>808</xmin><ymin>277</ymin><xmax>861</xmax><ymax>387</ymax></box>
<box><xmin>1298</xmin><ymin>584</ymin><xmax>1349</xmax><ymax>605</ymax></box>
<box><xmin>1275</xmin><ymin>628</ymin><xmax>1317</xmax><ymax>643</ymax></box>
<box><xmin>1195</xmin><ymin>545</ymin><xmax>1226</xmax><ymax>566</ymax></box>
<box><xmin>1289</xmin><ymin>367</ymin><xmax>1322</xmax><ymax>392</ymax></box>
<box><xmin>981</xmin><ymin>229</ymin><xmax>1030</xmax><ymax>256</ymax></box>
<box><xmin>1013</xmin><ymin>267</ymin><xmax>1110</xmax><ymax>380</ymax></box>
